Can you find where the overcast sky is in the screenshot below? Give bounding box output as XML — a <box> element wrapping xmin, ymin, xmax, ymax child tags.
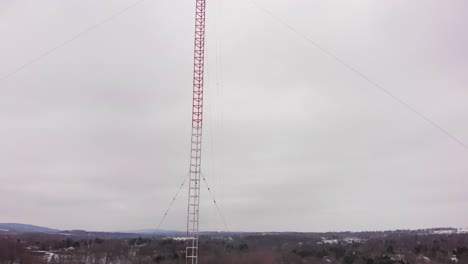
<box><xmin>1</xmin><ymin>0</ymin><xmax>467</xmax><ymax>232</ymax></box>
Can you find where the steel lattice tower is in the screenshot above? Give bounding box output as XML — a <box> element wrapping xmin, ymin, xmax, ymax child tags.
<box><xmin>186</xmin><ymin>0</ymin><xmax>206</xmax><ymax>263</ymax></box>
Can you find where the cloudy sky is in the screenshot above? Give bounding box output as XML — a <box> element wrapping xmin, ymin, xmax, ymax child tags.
<box><xmin>1</xmin><ymin>0</ymin><xmax>467</xmax><ymax>232</ymax></box>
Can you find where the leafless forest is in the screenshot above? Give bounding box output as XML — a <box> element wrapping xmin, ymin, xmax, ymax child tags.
<box><xmin>1</xmin><ymin>229</ymin><xmax>467</xmax><ymax>264</ymax></box>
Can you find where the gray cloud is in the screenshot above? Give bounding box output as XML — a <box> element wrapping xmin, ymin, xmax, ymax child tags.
<box><xmin>0</xmin><ymin>0</ymin><xmax>467</xmax><ymax>232</ymax></box>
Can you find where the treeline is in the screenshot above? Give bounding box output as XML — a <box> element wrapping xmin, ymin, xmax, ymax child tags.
<box><xmin>0</xmin><ymin>233</ymin><xmax>467</xmax><ymax>263</ymax></box>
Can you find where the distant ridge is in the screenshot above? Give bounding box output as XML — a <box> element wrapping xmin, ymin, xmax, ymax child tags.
<box><xmin>1</xmin><ymin>223</ymin><xmax>464</xmax><ymax>237</ymax></box>
<box><xmin>0</xmin><ymin>223</ymin><xmax>186</xmax><ymax>237</ymax></box>
<box><xmin>123</xmin><ymin>229</ymin><xmax>184</xmax><ymax>235</ymax></box>
<box><xmin>0</xmin><ymin>223</ymin><xmax>58</xmax><ymax>233</ymax></box>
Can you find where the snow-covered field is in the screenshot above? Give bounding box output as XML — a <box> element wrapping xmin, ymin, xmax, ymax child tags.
<box><xmin>431</xmin><ymin>229</ymin><xmax>468</xmax><ymax>235</ymax></box>
<box><xmin>317</xmin><ymin>237</ymin><xmax>366</xmax><ymax>245</ymax></box>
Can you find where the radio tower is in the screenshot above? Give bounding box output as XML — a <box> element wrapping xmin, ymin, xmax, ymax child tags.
<box><xmin>186</xmin><ymin>0</ymin><xmax>206</xmax><ymax>263</ymax></box>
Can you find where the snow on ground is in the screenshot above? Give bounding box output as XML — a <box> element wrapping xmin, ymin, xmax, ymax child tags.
<box><xmin>431</xmin><ymin>229</ymin><xmax>468</xmax><ymax>235</ymax></box>
<box><xmin>172</xmin><ymin>237</ymin><xmax>190</xmax><ymax>241</ymax></box>
<box><xmin>317</xmin><ymin>237</ymin><xmax>365</xmax><ymax>245</ymax></box>
<box><xmin>433</xmin><ymin>229</ymin><xmax>457</xmax><ymax>234</ymax></box>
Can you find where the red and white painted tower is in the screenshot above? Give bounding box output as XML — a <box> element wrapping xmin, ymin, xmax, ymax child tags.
<box><xmin>186</xmin><ymin>0</ymin><xmax>206</xmax><ymax>263</ymax></box>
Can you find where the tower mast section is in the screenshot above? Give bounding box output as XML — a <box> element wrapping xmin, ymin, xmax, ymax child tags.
<box><xmin>186</xmin><ymin>0</ymin><xmax>206</xmax><ymax>263</ymax></box>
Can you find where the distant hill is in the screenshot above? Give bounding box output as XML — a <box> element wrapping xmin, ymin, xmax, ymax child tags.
<box><xmin>123</xmin><ymin>229</ymin><xmax>186</xmax><ymax>236</ymax></box>
<box><xmin>123</xmin><ymin>229</ymin><xmax>241</xmax><ymax>237</ymax></box>
<box><xmin>0</xmin><ymin>223</ymin><xmax>58</xmax><ymax>234</ymax></box>
<box><xmin>0</xmin><ymin>223</ymin><xmax>186</xmax><ymax>238</ymax></box>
